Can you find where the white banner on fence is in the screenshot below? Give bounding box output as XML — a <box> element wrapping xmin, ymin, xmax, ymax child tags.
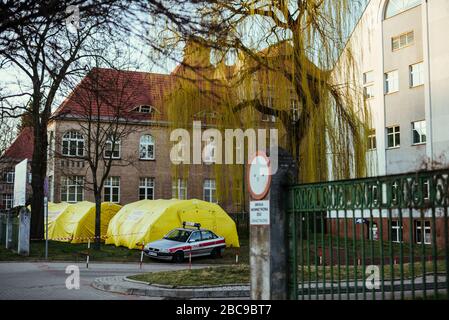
<box><xmin>13</xmin><ymin>159</ymin><xmax>28</xmax><ymax>208</ymax></box>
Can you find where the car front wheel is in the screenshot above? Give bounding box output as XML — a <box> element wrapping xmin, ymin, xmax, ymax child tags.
<box><xmin>172</xmin><ymin>251</ymin><xmax>184</xmax><ymax>263</ymax></box>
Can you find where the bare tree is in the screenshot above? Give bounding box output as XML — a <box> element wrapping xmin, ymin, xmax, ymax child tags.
<box><xmin>52</xmin><ymin>56</ymin><xmax>148</xmax><ymax>248</ymax></box>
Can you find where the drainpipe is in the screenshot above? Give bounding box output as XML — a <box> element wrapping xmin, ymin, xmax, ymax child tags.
<box><xmin>423</xmin><ymin>0</ymin><xmax>434</xmax><ymax>166</ymax></box>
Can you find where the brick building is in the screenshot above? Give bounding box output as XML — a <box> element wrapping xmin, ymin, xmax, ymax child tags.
<box><xmin>43</xmin><ymin>67</ymin><xmax>243</xmax><ymax>212</ymax></box>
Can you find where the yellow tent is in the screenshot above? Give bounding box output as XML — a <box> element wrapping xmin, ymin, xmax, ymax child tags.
<box><xmin>45</xmin><ymin>202</ymin><xmax>71</xmax><ymax>236</ymax></box>
<box><xmin>106</xmin><ymin>199</ymin><xmax>239</xmax><ymax>249</ymax></box>
<box><xmin>48</xmin><ymin>201</ymin><xmax>121</xmax><ymax>243</ymax></box>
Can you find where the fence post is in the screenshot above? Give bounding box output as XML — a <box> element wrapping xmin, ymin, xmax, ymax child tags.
<box><xmin>18</xmin><ymin>207</ymin><xmax>31</xmax><ymax>256</ymax></box>
<box><xmin>5</xmin><ymin>213</ymin><xmax>13</xmax><ymax>250</ymax></box>
<box><xmin>269</xmin><ymin>149</ymin><xmax>298</xmax><ymax>300</ymax></box>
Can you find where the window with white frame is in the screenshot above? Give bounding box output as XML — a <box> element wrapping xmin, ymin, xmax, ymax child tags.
<box><xmin>203</xmin><ymin>138</ymin><xmax>217</xmax><ymax>164</ymax></box>
<box><xmin>172</xmin><ymin>179</ymin><xmax>187</xmax><ymax>200</ymax></box>
<box><xmin>203</xmin><ymin>179</ymin><xmax>217</xmax><ymax>203</ymax></box>
<box><xmin>363</xmin><ymin>71</ymin><xmax>375</xmax><ymax>100</ymax></box>
<box><xmin>385</xmin><ymin>70</ymin><xmax>399</xmax><ymax>94</ymax></box>
<box><xmin>410</xmin><ymin>62</ymin><xmax>424</xmax><ymax>87</ymax></box>
<box><xmin>391</xmin><ymin>31</ymin><xmax>414</xmax><ymax>51</ymax></box>
<box><xmin>5</xmin><ymin>172</ymin><xmax>14</xmax><ymax>184</ymax></box>
<box><xmin>368</xmin><ymin>129</ymin><xmax>377</xmax><ymax>151</ymax></box>
<box><xmin>291</xmin><ymin>99</ymin><xmax>299</xmax><ymax>122</ymax></box>
<box><xmin>412</xmin><ymin>120</ymin><xmax>426</xmax><ymax>145</ymax></box>
<box><xmin>139</xmin><ymin>177</ymin><xmax>155</xmax><ymax>200</ymax></box>
<box><xmin>391</xmin><ymin>221</ymin><xmax>403</xmax><ymax>243</ymax></box>
<box><xmin>104</xmin><ymin>177</ymin><xmax>120</xmax><ymax>203</ymax></box>
<box><xmin>415</xmin><ymin>220</ymin><xmax>431</xmax><ymax>244</ymax></box>
<box><xmin>2</xmin><ymin>194</ymin><xmax>13</xmax><ymax>209</ymax></box>
<box><xmin>61</xmin><ymin>176</ymin><xmax>84</xmax><ymax>203</ymax></box>
<box><xmin>387</xmin><ymin>126</ymin><xmax>400</xmax><ymax>148</ymax></box>
<box><xmin>139</xmin><ymin>135</ymin><xmax>155</xmax><ymax>160</ymax></box>
<box><xmin>104</xmin><ymin>137</ymin><xmax>121</xmax><ymax>159</ymax></box>
<box><xmin>62</xmin><ymin>131</ymin><xmax>84</xmax><ymax>157</ymax></box>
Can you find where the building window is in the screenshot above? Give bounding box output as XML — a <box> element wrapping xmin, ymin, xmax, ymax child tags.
<box><xmin>363</xmin><ymin>71</ymin><xmax>374</xmax><ymax>85</ymax></box>
<box><xmin>368</xmin><ymin>129</ymin><xmax>377</xmax><ymax>151</ymax></box>
<box><xmin>172</xmin><ymin>179</ymin><xmax>187</xmax><ymax>200</ymax></box>
<box><xmin>412</xmin><ymin>120</ymin><xmax>426</xmax><ymax>145</ymax></box>
<box><xmin>410</xmin><ymin>62</ymin><xmax>424</xmax><ymax>87</ymax></box>
<box><xmin>5</xmin><ymin>172</ymin><xmax>14</xmax><ymax>184</ymax></box>
<box><xmin>364</xmin><ymin>85</ymin><xmax>375</xmax><ymax>100</ymax></box>
<box><xmin>61</xmin><ymin>176</ymin><xmax>84</xmax><ymax>203</ymax></box>
<box><xmin>391</xmin><ymin>221</ymin><xmax>403</xmax><ymax>243</ymax></box>
<box><xmin>139</xmin><ymin>178</ymin><xmax>155</xmax><ymax>200</ymax></box>
<box><xmin>392</xmin><ymin>31</ymin><xmax>414</xmax><ymax>51</ymax></box>
<box><xmin>2</xmin><ymin>194</ymin><xmax>13</xmax><ymax>209</ymax></box>
<box><xmin>385</xmin><ymin>70</ymin><xmax>399</xmax><ymax>94</ymax></box>
<box><xmin>291</xmin><ymin>99</ymin><xmax>299</xmax><ymax>122</ymax></box>
<box><xmin>203</xmin><ymin>179</ymin><xmax>217</xmax><ymax>203</ymax></box>
<box><xmin>387</xmin><ymin>126</ymin><xmax>400</xmax><ymax>148</ymax></box>
<box><xmin>62</xmin><ymin>131</ymin><xmax>85</xmax><ymax>157</ymax></box>
<box><xmin>104</xmin><ymin>177</ymin><xmax>120</xmax><ymax>203</ymax></box>
<box><xmin>203</xmin><ymin>138</ymin><xmax>217</xmax><ymax>164</ymax></box>
<box><xmin>415</xmin><ymin>220</ymin><xmax>431</xmax><ymax>244</ymax></box>
<box><xmin>363</xmin><ymin>71</ymin><xmax>375</xmax><ymax>99</ymax></box>
<box><xmin>139</xmin><ymin>135</ymin><xmax>155</xmax><ymax>160</ymax></box>
<box><xmin>104</xmin><ymin>137</ymin><xmax>121</xmax><ymax>159</ymax></box>
<box><xmin>385</xmin><ymin>0</ymin><xmax>421</xmax><ymax>19</ymax></box>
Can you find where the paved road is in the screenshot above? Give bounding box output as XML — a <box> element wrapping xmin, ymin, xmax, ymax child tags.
<box><xmin>0</xmin><ymin>261</ymin><xmax>197</xmax><ymax>300</ymax></box>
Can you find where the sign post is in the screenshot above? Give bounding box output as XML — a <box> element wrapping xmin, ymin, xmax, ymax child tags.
<box><xmin>44</xmin><ymin>177</ymin><xmax>49</xmax><ymax>260</ymax></box>
<box><xmin>248</xmin><ymin>151</ymin><xmax>272</xmax><ymax>300</ymax></box>
<box><xmin>247</xmin><ymin>148</ymin><xmax>297</xmax><ymax>300</ymax></box>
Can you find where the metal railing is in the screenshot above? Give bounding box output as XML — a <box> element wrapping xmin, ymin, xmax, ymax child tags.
<box><xmin>287</xmin><ymin>169</ymin><xmax>449</xmax><ymax>300</ymax></box>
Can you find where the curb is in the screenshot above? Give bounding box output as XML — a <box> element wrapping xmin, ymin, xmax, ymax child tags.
<box><xmin>124</xmin><ymin>276</ymin><xmax>249</xmax><ymax>289</ymax></box>
<box><xmin>92</xmin><ymin>276</ymin><xmax>250</xmax><ymax>298</ymax></box>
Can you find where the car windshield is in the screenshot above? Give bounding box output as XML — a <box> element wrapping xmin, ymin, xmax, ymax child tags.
<box><xmin>163</xmin><ymin>229</ymin><xmax>191</xmax><ymax>242</ymax></box>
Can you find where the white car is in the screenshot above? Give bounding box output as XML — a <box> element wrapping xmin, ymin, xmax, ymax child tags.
<box><xmin>143</xmin><ymin>222</ymin><xmax>226</xmax><ymax>263</ymax></box>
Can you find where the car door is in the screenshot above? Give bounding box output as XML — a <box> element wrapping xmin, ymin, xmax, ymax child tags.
<box><xmin>187</xmin><ymin>231</ymin><xmax>202</xmax><ymax>256</ymax></box>
<box><xmin>199</xmin><ymin>230</ymin><xmax>216</xmax><ymax>255</ymax></box>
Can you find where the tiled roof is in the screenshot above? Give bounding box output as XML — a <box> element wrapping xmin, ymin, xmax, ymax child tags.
<box><xmin>1</xmin><ymin>126</ymin><xmax>34</xmax><ymax>161</ymax></box>
<box><xmin>52</xmin><ymin>68</ymin><xmax>175</xmax><ymax>121</ymax></box>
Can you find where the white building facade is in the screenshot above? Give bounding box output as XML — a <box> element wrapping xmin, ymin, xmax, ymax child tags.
<box><xmin>335</xmin><ymin>0</ymin><xmax>449</xmax><ymax>177</ymax></box>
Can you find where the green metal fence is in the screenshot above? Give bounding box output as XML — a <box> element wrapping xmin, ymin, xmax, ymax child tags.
<box><xmin>287</xmin><ymin>169</ymin><xmax>449</xmax><ymax>300</ymax></box>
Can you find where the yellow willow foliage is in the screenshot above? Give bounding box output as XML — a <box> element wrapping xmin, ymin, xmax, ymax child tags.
<box><xmin>164</xmin><ymin>0</ymin><xmax>370</xmax><ymax>205</ymax></box>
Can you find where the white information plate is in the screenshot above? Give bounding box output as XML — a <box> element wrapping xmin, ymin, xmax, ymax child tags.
<box><xmin>250</xmin><ymin>200</ymin><xmax>270</xmax><ymax>225</ymax></box>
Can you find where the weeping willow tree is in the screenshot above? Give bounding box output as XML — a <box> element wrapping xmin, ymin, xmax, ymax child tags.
<box><xmin>164</xmin><ymin>0</ymin><xmax>370</xmax><ymax>205</ymax></box>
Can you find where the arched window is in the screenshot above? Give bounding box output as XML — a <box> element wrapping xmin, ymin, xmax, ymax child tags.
<box><xmin>139</xmin><ymin>134</ymin><xmax>155</xmax><ymax>160</ymax></box>
<box><xmin>62</xmin><ymin>131</ymin><xmax>84</xmax><ymax>157</ymax></box>
<box><xmin>385</xmin><ymin>0</ymin><xmax>421</xmax><ymax>19</ymax></box>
